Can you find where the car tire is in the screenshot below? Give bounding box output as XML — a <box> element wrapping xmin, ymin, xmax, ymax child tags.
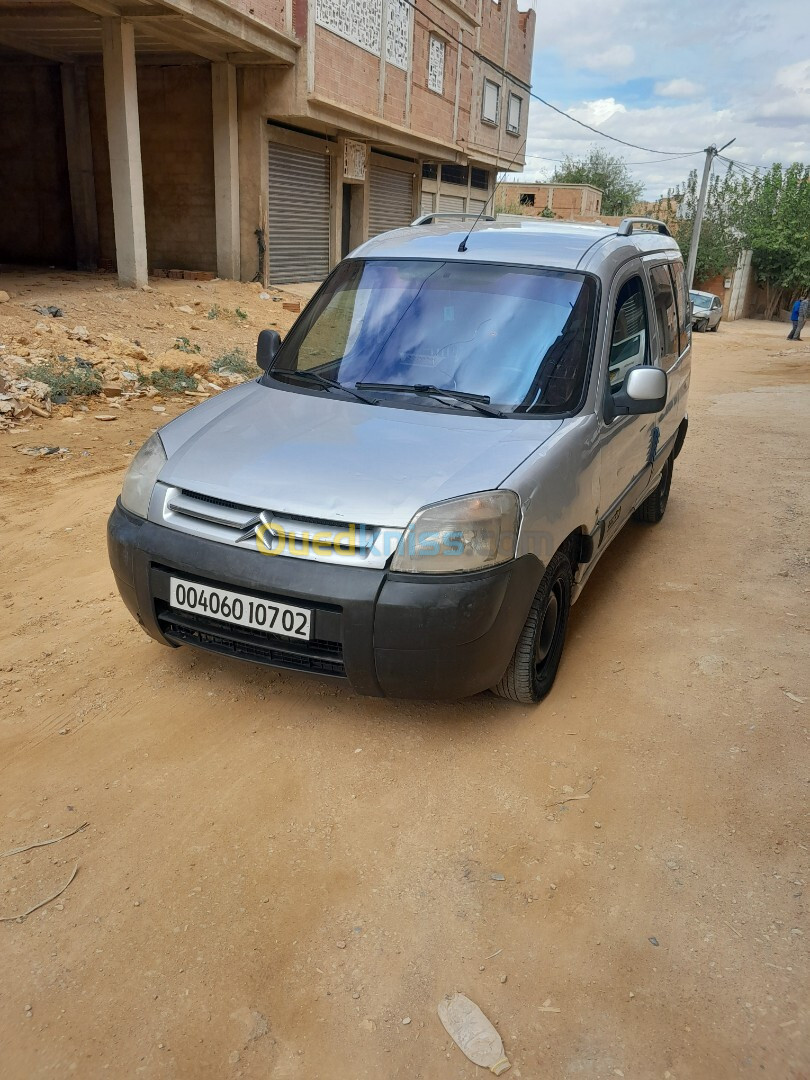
<box><xmin>711</xmin><ymin>320</ymin><xmax>720</xmax><ymax>332</ymax></box>
<box><xmin>633</xmin><ymin>454</ymin><xmax>673</xmax><ymax>524</ymax></box>
<box><xmin>491</xmin><ymin>548</ymin><xmax>573</xmax><ymax>704</ymax></box>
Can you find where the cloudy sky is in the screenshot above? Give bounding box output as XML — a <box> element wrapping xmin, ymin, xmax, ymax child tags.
<box><xmin>515</xmin><ymin>0</ymin><xmax>810</xmax><ymax>197</ymax></box>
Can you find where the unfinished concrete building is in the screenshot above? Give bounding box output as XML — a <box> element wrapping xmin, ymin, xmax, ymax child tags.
<box><xmin>497</xmin><ymin>182</ymin><xmax>603</xmax><ymax>220</ymax></box>
<box><xmin>0</xmin><ymin>0</ymin><xmax>535</xmax><ymax>286</ymax></box>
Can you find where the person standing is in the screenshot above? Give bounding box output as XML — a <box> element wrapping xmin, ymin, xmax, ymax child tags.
<box><xmin>788</xmin><ymin>295</ymin><xmax>808</xmax><ymax>340</ymax></box>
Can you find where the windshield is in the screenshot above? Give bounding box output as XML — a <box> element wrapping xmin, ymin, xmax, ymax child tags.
<box><xmin>690</xmin><ymin>292</ymin><xmax>712</xmax><ymax>310</ymax></box>
<box><xmin>268</xmin><ymin>259</ymin><xmax>597</xmax><ymax>415</ymax></box>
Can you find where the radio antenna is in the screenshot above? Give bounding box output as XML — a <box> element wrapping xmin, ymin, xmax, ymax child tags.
<box><xmin>458</xmin><ymin>136</ymin><xmax>529</xmax><ymax>253</ymax></box>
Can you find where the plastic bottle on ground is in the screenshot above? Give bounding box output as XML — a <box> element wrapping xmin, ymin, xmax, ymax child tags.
<box><xmin>437</xmin><ymin>992</ymin><xmax>511</xmax><ymax>1075</ymax></box>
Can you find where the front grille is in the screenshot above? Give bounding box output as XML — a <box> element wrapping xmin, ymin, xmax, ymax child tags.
<box><xmin>156</xmin><ymin>605</ymin><xmax>346</xmax><ymax>678</ymax></box>
<box><xmin>160</xmin><ymin>486</ymin><xmax>383</xmax><ymax>563</ymax></box>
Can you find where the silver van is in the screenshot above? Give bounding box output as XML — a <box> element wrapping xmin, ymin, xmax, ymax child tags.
<box><xmin>108</xmin><ymin>216</ymin><xmax>690</xmax><ymax>703</ymax></box>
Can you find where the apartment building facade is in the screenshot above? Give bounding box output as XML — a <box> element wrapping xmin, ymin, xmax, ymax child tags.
<box><xmin>0</xmin><ymin>0</ymin><xmax>535</xmax><ymax>286</ymax></box>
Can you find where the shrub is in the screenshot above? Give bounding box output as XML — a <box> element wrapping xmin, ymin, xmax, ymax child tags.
<box><xmin>25</xmin><ymin>355</ymin><xmax>102</xmax><ymax>398</ymax></box>
<box><xmin>173</xmin><ymin>336</ymin><xmax>201</xmax><ymax>354</ymax></box>
<box><xmin>211</xmin><ymin>348</ymin><xmax>254</xmax><ymax>379</ymax></box>
<box><xmin>138</xmin><ymin>366</ymin><xmax>199</xmax><ymax>393</ymax></box>
<box><xmin>235</xmin><ymin>307</ymin><xmax>248</xmax><ymax>322</ymax></box>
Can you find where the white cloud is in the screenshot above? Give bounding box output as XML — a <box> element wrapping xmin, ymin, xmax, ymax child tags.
<box><xmin>753</xmin><ymin>59</ymin><xmax>810</xmax><ymax>122</ymax></box>
<box><xmin>654</xmin><ymin>78</ymin><xmax>705</xmax><ymax>98</ymax></box>
<box><xmin>580</xmin><ymin>44</ymin><xmax>635</xmax><ymax>72</ymax></box>
<box><xmin>569</xmin><ymin>98</ymin><xmax>627</xmax><ymax>126</ymax></box>
<box><xmin>519</xmin><ymin>0</ymin><xmax>810</xmax><ymax>196</ymax></box>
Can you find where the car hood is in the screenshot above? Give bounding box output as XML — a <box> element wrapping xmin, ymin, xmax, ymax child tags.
<box><xmin>157</xmin><ymin>382</ymin><xmax>561</xmax><ymax>527</ymax></box>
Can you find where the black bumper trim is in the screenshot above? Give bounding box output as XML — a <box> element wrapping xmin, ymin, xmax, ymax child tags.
<box><xmin>108</xmin><ymin>502</ymin><xmax>545</xmax><ymax>699</ymax></box>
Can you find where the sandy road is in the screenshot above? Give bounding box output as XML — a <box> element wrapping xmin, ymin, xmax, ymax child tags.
<box><xmin>1</xmin><ymin>318</ymin><xmax>808</xmax><ymax>1079</ymax></box>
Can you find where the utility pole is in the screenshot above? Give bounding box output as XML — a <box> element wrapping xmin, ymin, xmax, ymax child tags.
<box><xmin>686</xmin><ymin>137</ymin><xmax>736</xmax><ymax>289</ymax></box>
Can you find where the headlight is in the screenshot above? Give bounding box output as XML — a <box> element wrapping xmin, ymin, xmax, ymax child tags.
<box><xmin>391</xmin><ymin>490</ymin><xmax>520</xmax><ymax>574</ymax></box>
<box><xmin>120</xmin><ymin>432</ymin><xmax>166</xmax><ymax>518</ymax></box>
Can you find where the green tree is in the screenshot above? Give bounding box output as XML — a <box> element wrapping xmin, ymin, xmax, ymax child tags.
<box><xmin>659</xmin><ymin>165</ymin><xmax>747</xmax><ymax>283</ymax></box>
<box><xmin>738</xmin><ymin>162</ymin><xmax>810</xmax><ymax>318</ymax></box>
<box><xmin>551</xmin><ymin>147</ymin><xmax>644</xmax><ymax>215</ymax></box>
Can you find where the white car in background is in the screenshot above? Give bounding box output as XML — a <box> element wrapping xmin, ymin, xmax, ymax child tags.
<box><xmin>689</xmin><ymin>289</ymin><xmax>723</xmax><ymax>332</ymax></box>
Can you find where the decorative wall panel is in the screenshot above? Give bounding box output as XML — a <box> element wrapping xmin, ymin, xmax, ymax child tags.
<box><xmin>385</xmin><ymin>0</ymin><xmax>410</xmax><ymax>69</ymax></box>
<box><xmin>316</xmin><ymin>0</ymin><xmax>382</xmax><ymax>55</ymax></box>
<box><xmin>428</xmin><ymin>34</ymin><xmax>445</xmax><ymax>94</ymax></box>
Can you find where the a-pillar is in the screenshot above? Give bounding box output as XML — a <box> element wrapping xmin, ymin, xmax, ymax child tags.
<box><xmin>101</xmin><ymin>17</ymin><xmax>147</xmax><ymax>288</ymax></box>
<box><xmin>61</xmin><ymin>65</ymin><xmax>99</xmax><ymax>271</ymax></box>
<box><xmin>212</xmin><ymin>62</ymin><xmax>240</xmax><ymax>280</ymax></box>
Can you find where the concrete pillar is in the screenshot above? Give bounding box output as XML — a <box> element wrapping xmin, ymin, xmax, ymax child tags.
<box><xmin>101</xmin><ymin>17</ymin><xmax>147</xmax><ymax>288</ymax></box>
<box><xmin>61</xmin><ymin>65</ymin><xmax>99</xmax><ymax>271</ymax></box>
<box><xmin>212</xmin><ymin>62</ymin><xmax>240</xmax><ymax>280</ymax></box>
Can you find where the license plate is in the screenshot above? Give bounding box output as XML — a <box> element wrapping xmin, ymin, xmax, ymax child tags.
<box><xmin>169</xmin><ymin>577</ymin><xmax>312</xmax><ymax>640</ymax></box>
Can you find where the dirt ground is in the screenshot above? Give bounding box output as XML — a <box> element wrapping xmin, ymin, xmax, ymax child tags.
<box><xmin>0</xmin><ymin>281</ymin><xmax>808</xmax><ymax>1078</ymax></box>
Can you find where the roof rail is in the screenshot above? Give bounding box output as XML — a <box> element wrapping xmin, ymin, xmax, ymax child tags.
<box><xmin>411</xmin><ymin>212</ymin><xmax>497</xmax><ymax>226</ymax></box>
<box><xmin>617</xmin><ymin>217</ymin><xmax>671</xmax><ymax>237</ymax></box>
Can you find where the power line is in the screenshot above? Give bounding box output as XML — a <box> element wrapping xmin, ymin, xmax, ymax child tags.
<box><xmin>717</xmin><ymin>155</ymin><xmax>759</xmax><ymax>176</ymax></box>
<box><xmin>527</xmin><ymin>92</ymin><xmax>702</xmax><ymax>157</ymax></box>
<box><xmin>400</xmin><ymin>0</ymin><xmax>703</xmax><ymax>159</ymax></box>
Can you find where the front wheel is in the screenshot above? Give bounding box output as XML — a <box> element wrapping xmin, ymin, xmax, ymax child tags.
<box><xmin>633</xmin><ymin>454</ymin><xmax>673</xmax><ymax>524</ymax></box>
<box><xmin>492</xmin><ymin>549</ymin><xmax>573</xmax><ymax>704</ymax></box>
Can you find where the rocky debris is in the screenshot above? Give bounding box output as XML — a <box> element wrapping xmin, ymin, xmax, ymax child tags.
<box><xmin>69</xmin><ymin>325</ymin><xmax>90</xmax><ymax>341</ymax></box>
<box><xmin>0</xmin><ymin>377</ymin><xmax>52</xmax><ymax>427</ymax></box>
<box><xmin>33</xmin><ymin>305</ymin><xmax>64</xmax><ymax>318</ymax></box>
<box><xmin>0</xmin><ymin>291</ymin><xmax>10</xmax><ymax>303</ymax></box>
<box><xmin>16</xmin><ymin>445</ymin><xmax>68</xmax><ymax>457</ymax></box>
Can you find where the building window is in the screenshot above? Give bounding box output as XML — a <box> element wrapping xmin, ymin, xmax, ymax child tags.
<box><xmin>441</xmin><ymin>163</ymin><xmax>469</xmax><ymax>187</ymax></box>
<box><xmin>519</xmin><ymin>192</ymin><xmax>535</xmax><ymax>206</ymax></box>
<box><xmin>482</xmin><ymin>79</ymin><xmax>500</xmax><ymax>125</ymax></box>
<box><xmin>315</xmin><ymin>0</ymin><xmax>382</xmax><ymax>55</ymax></box>
<box><xmin>386</xmin><ymin>0</ymin><xmax>410</xmax><ymax>70</ymax></box>
<box><xmin>507</xmin><ymin>93</ymin><xmax>522</xmax><ymax>134</ymax></box>
<box><xmin>422</xmin><ymin>162</ymin><xmax>438</xmax><ymax>180</ymax></box>
<box><xmin>470</xmin><ymin>167</ymin><xmax>490</xmax><ymax>190</ymax></box>
<box><xmin>428</xmin><ymin>35</ymin><xmax>445</xmax><ymax>95</ymax></box>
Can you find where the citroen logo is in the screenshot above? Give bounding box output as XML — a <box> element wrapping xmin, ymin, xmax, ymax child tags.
<box><xmin>235</xmin><ymin>509</ymin><xmax>277</xmax><ymax>546</ymax></box>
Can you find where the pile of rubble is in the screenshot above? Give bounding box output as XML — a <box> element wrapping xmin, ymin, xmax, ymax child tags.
<box><xmin>0</xmin><ymin>307</ymin><xmax>248</xmax><ymax>432</ymax></box>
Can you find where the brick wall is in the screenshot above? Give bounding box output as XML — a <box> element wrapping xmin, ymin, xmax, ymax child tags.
<box><xmin>409</xmin><ymin>13</ymin><xmax>458</xmax><ymax>145</ymax></box>
<box><xmin>313</xmin><ymin>26</ymin><xmax>380</xmax><ymax>116</ymax></box>
<box><xmin>0</xmin><ymin>65</ymin><xmax>75</xmax><ymax>266</ymax></box>
<box><xmin>227</xmin><ymin>0</ymin><xmax>287</xmax><ymax>33</ymax></box>
<box><xmin>87</xmin><ymin>64</ymin><xmax>217</xmax><ymax>273</ymax></box>
<box><xmin>382</xmin><ymin>64</ymin><xmax>407</xmax><ymax>127</ymax></box>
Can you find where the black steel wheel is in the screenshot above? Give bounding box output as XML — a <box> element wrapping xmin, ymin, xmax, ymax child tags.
<box><xmin>633</xmin><ymin>454</ymin><xmax>673</xmax><ymax>524</ymax></box>
<box><xmin>492</xmin><ymin>549</ymin><xmax>573</xmax><ymax>704</ymax></box>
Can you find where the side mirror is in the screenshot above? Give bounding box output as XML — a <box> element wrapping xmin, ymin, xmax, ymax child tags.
<box><xmin>256</xmin><ymin>329</ymin><xmax>281</xmax><ymax>372</ymax></box>
<box><xmin>606</xmin><ymin>365</ymin><xmax>667</xmax><ymax>421</ymax></box>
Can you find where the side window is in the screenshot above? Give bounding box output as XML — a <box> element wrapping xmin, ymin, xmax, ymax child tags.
<box><xmin>670</xmin><ymin>259</ymin><xmax>690</xmax><ymax>354</ymax></box>
<box><xmin>609</xmin><ymin>276</ymin><xmax>649</xmax><ymax>391</ymax></box>
<box><xmin>649</xmin><ymin>264</ymin><xmax>679</xmax><ymax>369</ymax></box>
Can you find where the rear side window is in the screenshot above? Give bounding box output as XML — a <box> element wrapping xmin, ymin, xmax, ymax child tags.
<box><xmin>670</xmin><ymin>260</ymin><xmax>690</xmax><ymax>354</ymax></box>
<box><xmin>649</xmin><ymin>264</ymin><xmax>679</xmax><ymax>369</ymax></box>
<box><xmin>609</xmin><ymin>276</ymin><xmax>649</xmax><ymax>391</ymax></box>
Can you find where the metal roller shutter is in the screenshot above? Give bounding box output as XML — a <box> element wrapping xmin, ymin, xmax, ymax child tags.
<box><xmin>268</xmin><ymin>142</ymin><xmax>330</xmax><ymax>284</ymax></box>
<box><xmin>368</xmin><ymin>166</ymin><xmax>415</xmax><ymax>237</ymax></box>
<box><xmin>420</xmin><ymin>190</ymin><xmax>434</xmax><ymax>215</ymax></box>
<box><xmin>438</xmin><ymin>192</ymin><xmax>465</xmax><ymax>212</ymax></box>
<box><xmin>468</xmin><ymin>198</ymin><xmax>487</xmax><ymax>214</ymax></box>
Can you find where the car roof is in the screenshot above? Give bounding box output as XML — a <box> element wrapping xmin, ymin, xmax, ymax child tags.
<box><xmin>351</xmin><ymin>218</ymin><xmax>683</xmax><ymax>273</ymax></box>
<box><xmin>689</xmin><ymin>289</ymin><xmax>718</xmax><ymax>298</ymax></box>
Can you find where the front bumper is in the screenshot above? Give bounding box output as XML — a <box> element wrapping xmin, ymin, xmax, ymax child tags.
<box><xmin>108</xmin><ymin>502</ymin><xmax>544</xmax><ymax>699</ymax></box>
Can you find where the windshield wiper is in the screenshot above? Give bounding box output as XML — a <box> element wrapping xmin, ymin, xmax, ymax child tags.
<box><xmin>272</xmin><ymin>368</ymin><xmax>378</xmax><ymax>406</ymax></box>
<box><xmin>355</xmin><ymin>382</ymin><xmax>504</xmax><ymax>418</ymax></box>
